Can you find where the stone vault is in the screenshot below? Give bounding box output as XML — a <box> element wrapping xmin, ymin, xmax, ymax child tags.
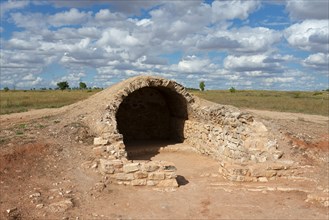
<box><xmin>83</xmin><ymin>76</ymin><xmax>284</xmax><ymax>186</ymax></box>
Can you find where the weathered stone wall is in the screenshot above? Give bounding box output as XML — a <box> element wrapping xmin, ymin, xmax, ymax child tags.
<box><xmin>183</xmin><ymin>102</ymin><xmax>280</xmax><ymax>163</ymax></box>
<box><xmin>98</xmin><ymin>158</ymin><xmax>178</xmax><ymax>187</ymax></box>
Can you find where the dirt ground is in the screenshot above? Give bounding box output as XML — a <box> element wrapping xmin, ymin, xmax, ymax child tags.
<box><xmin>0</xmin><ymin>107</ymin><xmax>328</xmax><ymax>219</ymax></box>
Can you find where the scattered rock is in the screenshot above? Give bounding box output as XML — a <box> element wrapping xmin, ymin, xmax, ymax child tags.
<box><xmin>93</xmin><ymin>137</ymin><xmax>108</xmax><ymax>146</ymax></box>
<box><xmin>258</xmin><ymin>177</ymin><xmax>268</xmax><ymax>182</ymax></box>
<box><xmin>29</xmin><ymin>192</ymin><xmax>41</xmax><ymax>198</ymax></box>
<box><xmin>48</xmin><ymin>199</ymin><xmax>74</xmax><ymax>213</ymax></box>
<box><xmin>36</xmin><ymin>204</ymin><xmax>44</xmax><ymax>209</ymax></box>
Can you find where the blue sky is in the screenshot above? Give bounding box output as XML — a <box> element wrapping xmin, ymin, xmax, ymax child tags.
<box><xmin>0</xmin><ymin>0</ymin><xmax>328</xmax><ymax>90</ymax></box>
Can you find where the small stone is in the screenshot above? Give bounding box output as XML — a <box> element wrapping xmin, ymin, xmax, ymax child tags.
<box><xmin>258</xmin><ymin>177</ymin><xmax>268</xmax><ymax>182</ymax></box>
<box><xmin>48</xmin><ymin>199</ymin><xmax>74</xmax><ymax>213</ymax></box>
<box><xmin>147</xmin><ymin>180</ymin><xmax>158</xmax><ymax>186</ymax></box>
<box><xmin>163</xmin><ymin>165</ymin><xmax>177</xmax><ymax>172</ymax></box>
<box><xmin>36</xmin><ymin>204</ymin><xmax>44</xmax><ymax>209</ymax></box>
<box><xmin>92</xmin><ymin>146</ymin><xmax>105</xmax><ymax>155</ymax></box>
<box><xmin>93</xmin><ymin>137</ymin><xmax>108</xmax><ymax>146</ymax></box>
<box><xmin>6</xmin><ymin>207</ymin><xmax>17</xmax><ymax>214</ymax></box>
<box><xmin>134</xmin><ymin>171</ymin><xmax>148</xmax><ymax>179</ymax></box>
<box><xmin>29</xmin><ymin>192</ymin><xmax>41</xmax><ymax>198</ymax></box>
<box><xmin>142</xmin><ymin>163</ymin><xmax>159</xmax><ymax>172</ymax></box>
<box><xmin>91</xmin><ymin>163</ymin><xmax>98</xmax><ymax>169</ymax></box>
<box><xmin>123</xmin><ymin>163</ymin><xmax>140</xmax><ymax>173</ymax></box>
<box><xmin>99</xmin><ymin>159</ymin><xmax>115</xmax><ymax>174</ymax></box>
<box><xmin>115</xmin><ymin>173</ymin><xmax>134</xmax><ymax>181</ymax></box>
<box><xmin>131</xmin><ymin>179</ymin><xmax>147</xmax><ymax>186</ymax></box>
<box><xmin>273</xmin><ymin>151</ymin><xmax>284</xmax><ymax>160</ymax></box>
<box><xmin>148</xmin><ymin>172</ymin><xmax>165</xmax><ymax>180</ymax></box>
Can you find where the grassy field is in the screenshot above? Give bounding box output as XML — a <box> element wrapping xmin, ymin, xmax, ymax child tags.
<box><xmin>0</xmin><ymin>90</ymin><xmax>101</xmax><ymax>115</ymax></box>
<box><xmin>0</xmin><ymin>89</ymin><xmax>328</xmax><ymax>116</ymax></box>
<box><xmin>191</xmin><ymin>90</ymin><xmax>329</xmax><ymax>116</ymax></box>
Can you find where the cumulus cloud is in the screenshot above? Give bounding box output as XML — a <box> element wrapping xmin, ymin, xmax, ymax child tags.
<box><xmin>303</xmin><ymin>53</ymin><xmax>329</xmax><ymax>73</ymax></box>
<box><xmin>286</xmin><ymin>0</ymin><xmax>329</xmax><ymax>20</ymax></box>
<box><xmin>211</xmin><ymin>0</ymin><xmax>260</xmax><ymax>22</ymax></box>
<box><xmin>0</xmin><ymin>0</ymin><xmax>29</xmax><ymax>18</ymax></box>
<box><xmin>49</xmin><ymin>8</ymin><xmax>92</xmax><ymax>27</ymax></box>
<box><xmin>284</xmin><ymin>19</ymin><xmax>329</xmax><ymax>53</ymax></box>
<box><xmin>198</xmin><ymin>27</ymin><xmax>281</xmax><ymax>53</ymax></box>
<box><xmin>177</xmin><ymin>56</ymin><xmax>214</xmax><ymax>73</ymax></box>
<box><xmin>223</xmin><ymin>54</ymin><xmax>283</xmax><ymax>73</ymax></box>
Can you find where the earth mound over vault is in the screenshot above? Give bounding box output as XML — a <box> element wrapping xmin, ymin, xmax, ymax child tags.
<box><xmin>70</xmin><ymin>76</ymin><xmax>285</xmax><ymax>187</ymax></box>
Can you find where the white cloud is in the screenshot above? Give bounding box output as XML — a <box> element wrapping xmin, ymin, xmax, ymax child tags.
<box><xmin>0</xmin><ymin>0</ymin><xmax>29</xmax><ymax>17</ymax></box>
<box><xmin>7</xmin><ymin>38</ymin><xmax>40</xmax><ymax>50</ymax></box>
<box><xmin>10</xmin><ymin>12</ymin><xmax>48</xmax><ymax>30</ymax></box>
<box><xmin>96</xmin><ymin>28</ymin><xmax>140</xmax><ymax>48</ymax></box>
<box><xmin>286</xmin><ymin>0</ymin><xmax>329</xmax><ymax>20</ymax></box>
<box><xmin>49</xmin><ymin>8</ymin><xmax>92</xmax><ymax>27</ymax></box>
<box><xmin>95</xmin><ymin>9</ymin><xmax>120</xmax><ymax>21</ymax></box>
<box><xmin>177</xmin><ymin>55</ymin><xmax>213</xmax><ymax>73</ymax></box>
<box><xmin>303</xmin><ymin>53</ymin><xmax>329</xmax><ymax>73</ymax></box>
<box><xmin>223</xmin><ymin>54</ymin><xmax>282</xmax><ymax>73</ymax></box>
<box><xmin>198</xmin><ymin>27</ymin><xmax>281</xmax><ymax>53</ymax></box>
<box><xmin>263</xmin><ymin>77</ymin><xmax>294</xmax><ymax>83</ymax></box>
<box><xmin>211</xmin><ymin>0</ymin><xmax>260</xmax><ymax>22</ymax></box>
<box><xmin>284</xmin><ymin>19</ymin><xmax>329</xmax><ymax>53</ymax></box>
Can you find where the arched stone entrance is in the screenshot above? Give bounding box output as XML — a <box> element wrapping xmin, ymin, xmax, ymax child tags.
<box><xmin>116</xmin><ymin>86</ymin><xmax>188</xmax><ymax>159</ymax></box>
<box><xmin>87</xmin><ymin>76</ymin><xmax>279</xmax><ymax>187</ymax></box>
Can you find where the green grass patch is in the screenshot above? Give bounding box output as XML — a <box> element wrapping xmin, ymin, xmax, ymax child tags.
<box><xmin>190</xmin><ymin>90</ymin><xmax>329</xmax><ymax>116</ymax></box>
<box><xmin>0</xmin><ymin>90</ymin><xmax>101</xmax><ymax>115</ymax></box>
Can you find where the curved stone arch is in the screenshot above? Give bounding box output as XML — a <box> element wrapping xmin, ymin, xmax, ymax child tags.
<box><xmin>96</xmin><ymin>76</ymin><xmax>195</xmax><ymax>156</ymax></box>
<box><xmin>113</xmin><ymin>77</ymin><xmax>194</xmax><ymax>143</ymax></box>
<box><xmin>112</xmin><ymin>76</ymin><xmax>195</xmax><ymax>112</ymax></box>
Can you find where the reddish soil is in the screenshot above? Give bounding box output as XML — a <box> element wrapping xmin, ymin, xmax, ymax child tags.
<box><xmin>0</xmin><ymin>108</ymin><xmax>328</xmax><ymax>219</ymax></box>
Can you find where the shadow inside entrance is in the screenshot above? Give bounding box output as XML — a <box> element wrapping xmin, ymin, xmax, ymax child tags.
<box><xmin>125</xmin><ymin>139</ymin><xmax>179</xmax><ymax>160</ymax></box>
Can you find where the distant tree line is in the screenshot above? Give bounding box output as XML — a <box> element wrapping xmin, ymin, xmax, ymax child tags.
<box><xmin>2</xmin><ymin>81</ymin><xmax>103</xmax><ymax>91</ymax></box>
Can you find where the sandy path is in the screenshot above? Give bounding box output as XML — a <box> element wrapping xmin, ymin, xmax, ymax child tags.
<box><xmin>245</xmin><ymin>109</ymin><xmax>328</xmax><ymax>125</ymax></box>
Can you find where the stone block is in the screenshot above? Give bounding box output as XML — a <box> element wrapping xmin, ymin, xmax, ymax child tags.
<box><xmin>92</xmin><ymin>146</ymin><xmax>105</xmax><ymax>155</ymax></box>
<box><xmin>258</xmin><ymin>177</ymin><xmax>268</xmax><ymax>182</ymax></box>
<box><xmin>157</xmin><ymin>179</ymin><xmax>178</xmax><ymax>187</ymax></box>
<box><xmin>131</xmin><ymin>179</ymin><xmax>147</xmax><ymax>186</ymax></box>
<box><xmin>165</xmin><ymin>173</ymin><xmax>177</xmax><ymax>179</ymax></box>
<box><xmin>134</xmin><ymin>171</ymin><xmax>148</xmax><ymax>179</ymax></box>
<box><xmin>99</xmin><ymin>159</ymin><xmax>115</xmax><ymax>174</ymax></box>
<box><xmin>148</xmin><ymin>172</ymin><xmax>165</xmax><ymax>180</ymax></box>
<box><xmin>115</xmin><ymin>173</ymin><xmax>134</xmax><ymax>181</ymax></box>
<box><xmin>147</xmin><ymin>180</ymin><xmax>159</xmax><ymax>186</ymax></box>
<box><xmin>142</xmin><ymin>163</ymin><xmax>159</xmax><ymax>172</ymax></box>
<box><xmin>94</xmin><ymin>137</ymin><xmax>109</xmax><ymax>146</ymax></box>
<box><xmin>123</xmin><ymin>163</ymin><xmax>140</xmax><ymax>173</ymax></box>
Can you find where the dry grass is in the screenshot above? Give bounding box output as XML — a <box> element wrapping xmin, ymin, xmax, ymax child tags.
<box><xmin>0</xmin><ymin>90</ymin><xmax>100</xmax><ymax>115</ymax></box>
<box><xmin>1</xmin><ymin>89</ymin><xmax>328</xmax><ymax>116</ymax></box>
<box><xmin>191</xmin><ymin>90</ymin><xmax>329</xmax><ymax>116</ymax></box>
